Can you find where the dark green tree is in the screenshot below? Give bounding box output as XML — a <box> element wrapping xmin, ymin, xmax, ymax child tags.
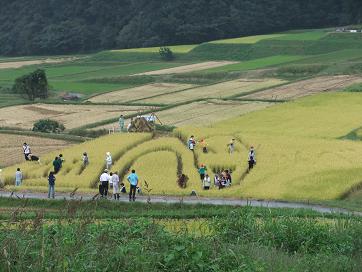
<box><xmin>33</xmin><ymin>119</ymin><xmax>65</xmax><ymax>133</ymax></box>
<box><xmin>12</xmin><ymin>69</ymin><xmax>48</xmax><ymax>101</ymax></box>
<box><xmin>159</xmin><ymin>47</ymin><xmax>174</xmax><ymax>61</ymax></box>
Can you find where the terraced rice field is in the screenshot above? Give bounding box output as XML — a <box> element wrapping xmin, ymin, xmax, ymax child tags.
<box><xmin>135</xmin><ymin>61</ymin><xmax>238</xmax><ymax>75</ymax></box>
<box><xmin>88</xmin><ymin>83</ymin><xmax>195</xmax><ymax>103</ymax></box>
<box><xmin>141</xmin><ymin>78</ymin><xmax>286</xmax><ymax>104</ymax></box>
<box><xmin>92</xmin><ymin>100</ymin><xmax>272</xmax><ymax>130</ymax></box>
<box><xmin>242</xmin><ymin>75</ymin><xmax>362</xmax><ymax>100</ymax></box>
<box><xmin>0</xmin><ymin>104</ymin><xmax>157</xmax><ymax>130</ymax></box>
<box><xmin>0</xmin><ymin>133</ymin><xmax>73</xmax><ymax>167</ymax></box>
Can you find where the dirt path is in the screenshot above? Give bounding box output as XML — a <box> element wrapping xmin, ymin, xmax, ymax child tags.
<box><xmin>134</xmin><ymin>61</ymin><xmax>238</xmax><ymax>75</ymax></box>
<box><xmin>1</xmin><ymin>191</ymin><xmax>360</xmax><ymax>216</ymax></box>
<box><xmin>0</xmin><ymin>57</ymin><xmax>78</xmax><ymax>69</ymax></box>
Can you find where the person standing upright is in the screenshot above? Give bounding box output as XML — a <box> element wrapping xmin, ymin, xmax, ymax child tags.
<box><xmin>15</xmin><ymin>168</ymin><xmax>22</xmax><ymax>186</ymax></box>
<box><xmin>106</xmin><ymin>152</ymin><xmax>112</xmax><ymax>170</ymax></box>
<box><xmin>53</xmin><ymin>157</ymin><xmax>61</xmax><ymax>174</ymax></box>
<box><xmin>99</xmin><ymin>169</ymin><xmax>110</xmax><ymax>198</ymax></box>
<box><xmin>248</xmin><ymin>146</ymin><xmax>256</xmax><ymax>170</ymax></box>
<box><xmin>22</xmin><ymin>143</ymin><xmax>31</xmax><ymax>161</ymax></box>
<box><xmin>119</xmin><ymin>115</ymin><xmax>125</xmax><ymax>132</ymax></box>
<box><xmin>127</xmin><ymin>169</ymin><xmax>139</xmax><ymax>202</ymax></box>
<box><xmin>111</xmin><ymin>171</ymin><xmax>120</xmax><ymax>200</ymax></box>
<box><xmin>48</xmin><ymin>172</ymin><xmax>56</xmax><ymax>199</ymax></box>
<box><xmin>228</xmin><ymin>139</ymin><xmax>235</xmax><ymax>154</ymax></box>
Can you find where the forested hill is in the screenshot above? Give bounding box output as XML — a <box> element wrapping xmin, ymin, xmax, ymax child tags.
<box><xmin>1</xmin><ymin>0</ymin><xmax>361</xmax><ymax>56</ymax></box>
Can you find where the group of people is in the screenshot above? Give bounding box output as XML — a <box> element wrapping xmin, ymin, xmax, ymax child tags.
<box><xmin>190</xmin><ymin>135</ymin><xmax>257</xmax><ymax>191</ymax></box>
<box><xmin>198</xmin><ymin>164</ymin><xmax>233</xmax><ymax>190</ymax></box>
<box><xmin>99</xmin><ymin>169</ymin><xmax>140</xmax><ymax>201</ymax></box>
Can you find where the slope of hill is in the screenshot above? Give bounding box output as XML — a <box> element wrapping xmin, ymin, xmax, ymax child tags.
<box><xmin>0</xmin><ymin>0</ymin><xmax>361</xmax><ymax>56</ymax></box>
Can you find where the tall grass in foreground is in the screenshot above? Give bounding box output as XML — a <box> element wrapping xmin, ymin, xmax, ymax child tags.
<box><xmin>0</xmin><ymin>204</ymin><xmax>361</xmax><ymax>271</ymax></box>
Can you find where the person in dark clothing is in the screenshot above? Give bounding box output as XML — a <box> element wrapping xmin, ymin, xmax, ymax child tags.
<box><xmin>53</xmin><ymin>157</ymin><xmax>61</xmax><ymax>174</ymax></box>
<box><xmin>248</xmin><ymin>146</ymin><xmax>256</xmax><ymax>171</ymax></box>
<box><xmin>48</xmin><ymin>172</ymin><xmax>56</xmax><ymax>199</ymax></box>
<box><xmin>27</xmin><ymin>153</ymin><xmax>40</xmax><ymax>163</ymax></box>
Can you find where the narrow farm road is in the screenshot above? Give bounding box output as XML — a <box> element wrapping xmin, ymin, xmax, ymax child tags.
<box><xmin>0</xmin><ymin>190</ymin><xmax>361</xmax><ymax>217</ymax></box>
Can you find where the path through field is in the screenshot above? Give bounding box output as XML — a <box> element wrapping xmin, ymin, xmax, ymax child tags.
<box><xmin>1</xmin><ymin>190</ymin><xmax>361</xmax><ymax>216</ymax></box>
<box><xmin>0</xmin><ymin>57</ymin><xmax>78</xmax><ymax>69</ymax></box>
<box><xmin>134</xmin><ymin>61</ymin><xmax>238</xmax><ymax>75</ymax></box>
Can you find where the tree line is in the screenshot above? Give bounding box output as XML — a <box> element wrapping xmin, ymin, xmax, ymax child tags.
<box><xmin>0</xmin><ymin>0</ymin><xmax>361</xmax><ymax>56</ymax></box>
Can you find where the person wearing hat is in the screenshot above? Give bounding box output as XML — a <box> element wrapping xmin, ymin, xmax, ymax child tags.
<box><xmin>99</xmin><ymin>169</ymin><xmax>110</xmax><ymax>197</ymax></box>
<box><xmin>248</xmin><ymin>146</ymin><xmax>256</xmax><ymax>170</ymax></box>
<box><xmin>105</xmin><ymin>152</ymin><xmax>112</xmax><ymax>170</ymax></box>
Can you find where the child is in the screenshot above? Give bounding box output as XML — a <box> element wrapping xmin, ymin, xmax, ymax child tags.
<box><xmin>15</xmin><ymin>168</ymin><xmax>22</xmax><ymax>186</ymax></box>
<box><xmin>120</xmin><ymin>183</ymin><xmax>127</xmax><ymax>193</ymax></box>
<box><xmin>203</xmin><ymin>174</ymin><xmax>211</xmax><ymax>190</ymax></box>
<box><xmin>106</xmin><ymin>152</ymin><xmax>112</xmax><ymax>170</ymax></box>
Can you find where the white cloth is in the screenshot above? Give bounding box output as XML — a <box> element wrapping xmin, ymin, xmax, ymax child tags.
<box><xmin>23</xmin><ymin>145</ymin><xmax>30</xmax><ymax>154</ymax></box>
<box><xmin>112</xmin><ymin>174</ymin><xmax>120</xmax><ymax>194</ymax></box>
<box><xmin>100</xmin><ymin>173</ymin><xmax>110</xmax><ymax>182</ymax></box>
<box><xmin>203</xmin><ymin>176</ymin><xmax>211</xmax><ymax>188</ymax></box>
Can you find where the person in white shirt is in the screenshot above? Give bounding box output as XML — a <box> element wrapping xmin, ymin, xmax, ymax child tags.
<box><xmin>203</xmin><ymin>174</ymin><xmax>211</xmax><ymax>190</ymax></box>
<box><xmin>105</xmin><ymin>152</ymin><xmax>112</xmax><ymax>170</ymax></box>
<box><xmin>248</xmin><ymin>146</ymin><xmax>256</xmax><ymax>171</ymax></box>
<box><xmin>99</xmin><ymin>169</ymin><xmax>110</xmax><ymax>197</ymax></box>
<box><xmin>111</xmin><ymin>172</ymin><xmax>120</xmax><ymax>200</ymax></box>
<box><xmin>22</xmin><ymin>143</ymin><xmax>31</xmax><ymax>161</ymax></box>
<box><xmin>15</xmin><ymin>168</ymin><xmax>22</xmax><ymax>186</ymax></box>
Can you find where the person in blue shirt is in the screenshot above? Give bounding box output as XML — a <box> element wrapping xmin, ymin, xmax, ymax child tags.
<box><xmin>127</xmin><ymin>169</ymin><xmax>139</xmax><ymax>202</ymax></box>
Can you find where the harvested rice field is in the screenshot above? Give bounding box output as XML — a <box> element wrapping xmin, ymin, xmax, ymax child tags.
<box><xmin>242</xmin><ymin>75</ymin><xmax>362</xmax><ymax>100</ymax></box>
<box><xmin>92</xmin><ymin>100</ymin><xmax>273</xmax><ymax>130</ymax></box>
<box><xmin>140</xmin><ymin>78</ymin><xmax>286</xmax><ymax>104</ymax></box>
<box><xmin>0</xmin><ymin>104</ymin><xmax>157</xmax><ymax>130</ymax></box>
<box><xmin>0</xmin><ymin>133</ymin><xmax>73</xmax><ymax>167</ymax></box>
<box><xmin>88</xmin><ymin>83</ymin><xmax>195</xmax><ymax>103</ymax></box>
<box><xmin>135</xmin><ymin>61</ymin><xmax>238</xmax><ymax>75</ymax></box>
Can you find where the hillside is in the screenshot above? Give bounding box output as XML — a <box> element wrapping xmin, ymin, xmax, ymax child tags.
<box><xmin>0</xmin><ymin>0</ymin><xmax>361</xmax><ymax>56</ymax></box>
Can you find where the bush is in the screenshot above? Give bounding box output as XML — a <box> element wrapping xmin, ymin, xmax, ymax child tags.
<box><xmin>159</xmin><ymin>47</ymin><xmax>174</xmax><ymax>61</ymax></box>
<box><xmin>32</xmin><ymin>119</ymin><xmax>65</xmax><ymax>133</ymax></box>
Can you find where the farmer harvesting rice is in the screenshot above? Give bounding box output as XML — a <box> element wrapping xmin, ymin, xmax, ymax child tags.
<box><xmin>106</xmin><ymin>152</ymin><xmax>112</xmax><ymax>170</ymax></box>
<box><xmin>127</xmin><ymin>169</ymin><xmax>139</xmax><ymax>202</ymax></box>
<box><xmin>22</xmin><ymin>143</ymin><xmax>31</xmax><ymax>161</ymax></box>
<box><xmin>248</xmin><ymin>146</ymin><xmax>256</xmax><ymax>170</ymax></box>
